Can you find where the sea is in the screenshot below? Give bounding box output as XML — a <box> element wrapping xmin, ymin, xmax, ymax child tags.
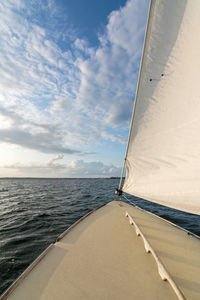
<box><xmin>0</xmin><ymin>178</ymin><xmax>199</xmax><ymax>296</ymax></box>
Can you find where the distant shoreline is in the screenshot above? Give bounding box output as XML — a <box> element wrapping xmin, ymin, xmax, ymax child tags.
<box><xmin>0</xmin><ymin>177</ymin><xmax>124</xmax><ymax>180</ymax></box>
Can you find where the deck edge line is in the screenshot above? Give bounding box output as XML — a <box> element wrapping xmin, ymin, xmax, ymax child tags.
<box><xmin>56</xmin><ymin>203</ymin><xmax>107</xmax><ymax>241</ymax></box>
<box><xmin>0</xmin><ymin>202</ymin><xmax>109</xmax><ymax>299</ymax></box>
<box><xmin>0</xmin><ymin>244</ymin><xmax>54</xmax><ymax>300</ymax></box>
<box><xmin>125</xmin><ymin>212</ymin><xmax>186</xmax><ymax>300</ymax></box>
<box><xmin>121</xmin><ymin>198</ymin><xmax>200</xmax><ymax>240</ymax></box>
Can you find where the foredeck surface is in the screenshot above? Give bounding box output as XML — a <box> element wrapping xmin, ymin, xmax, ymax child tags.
<box><xmin>1</xmin><ymin>200</ymin><xmax>200</xmax><ymax>300</ymax></box>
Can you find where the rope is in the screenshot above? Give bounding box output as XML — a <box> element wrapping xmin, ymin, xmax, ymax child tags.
<box><xmin>122</xmin><ymin>194</ymin><xmax>136</xmax><ymax>207</ymax></box>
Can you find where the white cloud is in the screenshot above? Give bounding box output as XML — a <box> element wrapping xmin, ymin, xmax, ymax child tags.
<box><xmin>3</xmin><ymin>153</ymin><xmax>64</xmax><ymax>169</ymax></box>
<box><xmin>74</xmin><ymin>0</ymin><xmax>149</xmax><ymax>130</ymax></box>
<box><xmin>69</xmin><ymin>159</ymin><xmax>120</xmax><ymax>177</ymax></box>
<box><xmin>2</xmin><ymin>156</ymin><xmax>121</xmax><ymax>177</ymax></box>
<box><xmin>0</xmin><ymin>0</ymin><xmax>149</xmax><ymax>160</ymax></box>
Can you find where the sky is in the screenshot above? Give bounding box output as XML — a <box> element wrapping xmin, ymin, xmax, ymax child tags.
<box><xmin>0</xmin><ymin>0</ymin><xmax>149</xmax><ymax>178</ymax></box>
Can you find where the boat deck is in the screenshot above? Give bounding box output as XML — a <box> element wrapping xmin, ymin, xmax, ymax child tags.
<box><xmin>1</xmin><ymin>200</ymin><xmax>200</xmax><ymax>300</ymax></box>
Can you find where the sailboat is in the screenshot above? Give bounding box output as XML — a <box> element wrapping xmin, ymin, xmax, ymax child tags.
<box><xmin>1</xmin><ymin>0</ymin><xmax>200</xmax><ymax>299</ymax></box>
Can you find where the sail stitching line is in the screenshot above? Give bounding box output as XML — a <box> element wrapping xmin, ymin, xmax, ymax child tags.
<box><xmin>125</xmin><ymin>212</ymin><xmax>186</xmax><ymax>300</ymax></box>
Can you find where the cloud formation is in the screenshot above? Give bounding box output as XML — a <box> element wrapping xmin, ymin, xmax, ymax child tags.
<box><xmin>3</xmin><ymin>155</ymin><xmax>121</xmax><ymax>178</ymax></box>
<box><xmin>0</xmin><ymin>0</ymin><xmax>149</xmax><ymax>176</ymax></box>
<box><xmin>0</xmin><ymin>0</ymin><xmax>148</xmax><ymax>154</ymax></box>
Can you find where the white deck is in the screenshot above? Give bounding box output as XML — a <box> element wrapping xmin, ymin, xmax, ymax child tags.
<box><xmin>1</xmin><ymin>200</ymin><xmax>200</xmax><ymax>299</ymax></box>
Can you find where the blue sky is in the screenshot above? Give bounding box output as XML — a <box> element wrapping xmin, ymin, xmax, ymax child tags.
<box><xmin>0</xmin><ymin>0</ymin><xmax>149</xmax><ymax>177</ymax></box>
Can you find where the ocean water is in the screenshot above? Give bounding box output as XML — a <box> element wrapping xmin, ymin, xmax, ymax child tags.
<box><xmin>0</xmin><ymin>178</ymin><xmax>199</xmax><ymax>296</ymax></box>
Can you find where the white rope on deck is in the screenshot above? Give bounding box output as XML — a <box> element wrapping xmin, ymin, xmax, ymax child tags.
<box><xmin>125</xmin><ymin>212</ymin><xmax>186</xmax><ymax>300</ymax></box>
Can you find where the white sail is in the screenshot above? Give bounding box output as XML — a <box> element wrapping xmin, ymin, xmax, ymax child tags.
<box><xmin>123</xmin><ymin>0</ymin><xmax>200</xmax><ymax>215</ymax></box>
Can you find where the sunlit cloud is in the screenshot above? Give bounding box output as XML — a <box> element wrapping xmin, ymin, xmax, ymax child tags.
<box><xmin>2</xmin><ymin>155</ymin><xmax>121</xmax><ymax>178</ymax></box>
<box><xmin>0</xmin><ymin>0</ymin><xmax>149</xmax><ymax>176</ymax></box>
